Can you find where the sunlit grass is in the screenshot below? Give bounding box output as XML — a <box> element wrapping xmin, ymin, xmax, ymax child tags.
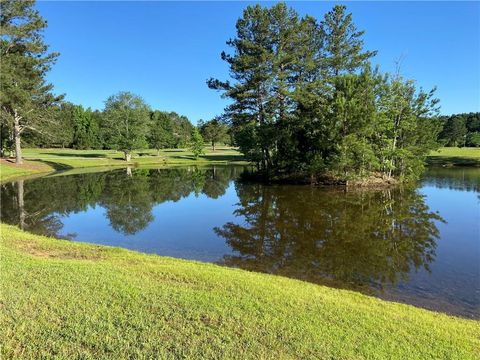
<box><xmin>428</xmin><ymin>147</ymin><xmax>480</xmax><ymax>166</ymax></box>
<box><xmin>0</xmin><ymin>224</ymin><xmax>479</xmax><ymax>359</ymax></box>
<box><xmin>0</xmin><ymin>147</ymin><xmax>245</xmax><ymax>182</ymax></box>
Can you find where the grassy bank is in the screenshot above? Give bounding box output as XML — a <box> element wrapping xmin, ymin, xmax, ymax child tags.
<box><xmin>427</xmin><ymin>147</ymin><xmax>480</xmax><ymax>166</ymax></box>
<box><xmin>0</xmin><ymin>147</ymin><xmax>245</xmax><ymax>182</ymax></box>
<box><xmin>0</xmin><ymin>224</ymin><xmax>478</xmax><ymax>359</ymax></box>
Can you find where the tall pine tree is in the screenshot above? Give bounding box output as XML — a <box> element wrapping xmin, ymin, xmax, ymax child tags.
<box><xmin>0</xmin><ymin>0</ymin><xmax>62</xmax><ymax>163</ymax></box>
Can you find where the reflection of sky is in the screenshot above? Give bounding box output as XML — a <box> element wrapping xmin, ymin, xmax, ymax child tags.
<box><xmin>382</xmin><ymin>183</ymin><xmax>480</xmax><ymax>317</ymax></box>
<box><xmin>54</xmin><ymin>169</ymin><xmax>480</xmax><ymax>317</ymax></box>
<box><xmin>59</xmin><ymin>183</ymin><xmax>239</xmax><ymax>262</ymax></box>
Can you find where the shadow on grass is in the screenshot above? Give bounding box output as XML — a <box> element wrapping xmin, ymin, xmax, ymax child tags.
<box><xmin>162</xmin><ymin>149</ymin><xmax>186</xmax><ymax>153</ymax></box>
<box><xmin>202</xmin><ymin>154</ymin><xmax>245</xmax><ymax>162</ymax></box>
<box><xmin>39</xmin><ymin>152</ymin><xmax>107</xmax><ymax>158</ymax></box>
<box><xmin>32</xmin><ymin>160</ymin><xmax>73</xmax><ymax>171</ymax></box>
<box><xmin>167</xmin><ymin>154</ymin><xmax>244</xmax><ymax>162</ymax></box>
<box><xmin>427</xmin><ymin>156</ymin><xmax>480</xmax><ymax>167</ymax></box>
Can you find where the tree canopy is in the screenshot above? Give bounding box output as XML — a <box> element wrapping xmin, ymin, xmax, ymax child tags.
<box><xmin>209</xmin><ymin>3</ymin><xmax>441</xmax><ymax>182</ymax></box>
<box><xmin>0</xmin><ymin>0</ymin><xmax>62</xmax><ymax>163</ymax></box>
<box><xmin>102</xmin><ymin>92</ymin><xmax>151</xmax><ymax>161</ymax></box>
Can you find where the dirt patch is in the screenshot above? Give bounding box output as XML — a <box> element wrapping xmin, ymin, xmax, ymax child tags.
<box><xmin>13</xmin><ymin>240</ymin><xmax>105</xmax><ymax>261</ymax></box>
<box><xmin>0</xmin><ymin>158</ymin><xmax>51</xmax><ymax>171</ymax></box>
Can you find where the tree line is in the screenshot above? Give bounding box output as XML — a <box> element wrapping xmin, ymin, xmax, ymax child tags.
<box><xmin>0</xmin><ymin>0</ymin><xmax>230</xmax><ymax>163</ymax></box>
<box><xmin>438</xmin><ymin>112</ymin><xmax>480</xmax><ymax>147</ymax></box>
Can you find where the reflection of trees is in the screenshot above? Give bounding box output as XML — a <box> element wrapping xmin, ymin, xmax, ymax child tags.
<box><xmin>422</xmin><ymin>167</ymin><xmax>480</xmax><ymax>192</ymax></box>
<box><xmin>215</xmin><ymin>183</ymin><xmax>443</xmax><ymax>292</ymax></box>
<box><xmin>99</xmin><ymin>169</ymin><xmax>154</xmax><ymax>235</ymax></box>
<box><xmin>0</xmin><ymin>174</ymin><xmax>105</xmax><ymax>237</ymax></box>
<box><xmin>0</xmin><ymin>166</ymin><xmax>237</xmax><ymax>237</ymax></box>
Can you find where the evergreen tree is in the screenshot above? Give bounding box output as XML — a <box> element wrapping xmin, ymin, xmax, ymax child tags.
<box><xmin>72</xmin><ymin>106</ymin><xmax>99</xmax><ymax>149</ymax></box>
<box><xmin>199</xmin><ymin>118</ymin><xmax>229</xmax><ymax>151</ymax></box>
<box><xmin>0</xmin><ymin>0</ymin><xmax>62</xmax><ymax>163</ymax></box>
<box><xmin>208</xmin><ymin>4</ymin><xmax>274</xmax><ymax>170</ymax></box>
<box><xmin>149</xmin><ymin>111</ymin><xmax>175</xmax><ymax>153</ymax></box>
<box><xmin>190</xmin><ymin>127</ymin><xmax>205</xmax><ymax>159</ymax></box>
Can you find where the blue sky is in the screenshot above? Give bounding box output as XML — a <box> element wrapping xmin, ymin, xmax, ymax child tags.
<box><xmin>36</xmin><ymin>1</ymin><xmax>479</xmax><ymax>123</ymax></box>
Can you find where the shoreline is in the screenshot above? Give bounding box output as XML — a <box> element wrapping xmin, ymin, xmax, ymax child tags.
<box><xmin>1</xmin><ymin>147</ymin><xmax>479</xmax><ymax>183</ymax></box>
<box><xmin>1</xmin><ymin>223</ymin><xmax>478</xmax><ymax>358</ymax></box>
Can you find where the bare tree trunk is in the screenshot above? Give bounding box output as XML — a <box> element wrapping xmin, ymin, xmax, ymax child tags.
<box><xmin>17</xmin><ymin>179</ymin><xmax>25</xmax><ymax>230</ymax></box>
<box><xmin>14</xmin><ymin>110</ymin><xmax>23</xmax><ymax>164</ymax></box>
<box><xmin>124</xmin><ymin>151</ymin><xmax>131</xmax><ymax>162</ymax></box>
<box><xmin>126</xmin><ymin>166</ymin><xmax>132</xmax><ymax>177</ymax></box>
<box><xmin>212</xmin><ymin>141</ymin><xmax>215</xmax><ymax>152</ymax></box>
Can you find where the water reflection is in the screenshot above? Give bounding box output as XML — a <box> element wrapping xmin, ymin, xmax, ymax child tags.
<box><xmin>0</xmin><ymin>166</ymin><xmax>237</xmax><ymax>237</ymax></box>
<box><xmin>422</xmin><ymin>167</ymin><xmax>480</xmax><ymax>192</ymax></box>
<box><xmin>1</xmin><ymin>166</ymin><xmax>478</xmax><ymax>317</ymax></box>
<box><xmin>215</xmin><ymin>183</ymin><xmax>443</xmax><ymax>293</ymax></box>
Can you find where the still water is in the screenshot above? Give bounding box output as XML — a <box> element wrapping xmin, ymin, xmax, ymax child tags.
<box><xmin>1</xmin><ymin>166</ymin><xmax>479</xmax><ymax>318</ymax></box>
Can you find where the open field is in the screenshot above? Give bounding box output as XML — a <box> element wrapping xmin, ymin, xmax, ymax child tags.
<box><xmin>427</xmin><ymin>147</ymin><xmax>480</xmax><ymax>166</ymax></box>
<box><xmin>0</xmin><ymin>224</ymin><xmax>478</xmax><ymax>359</ymax></box>
<box><xmin>0</xmin><ymin>147</ymin><xmax>245</xmax><ymax>182</ymax></box>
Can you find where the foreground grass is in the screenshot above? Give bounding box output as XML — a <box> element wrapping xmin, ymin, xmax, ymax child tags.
<box><xmin>1</xmin><ymin>224</ymin><xmax>478</xmax><ymax>359</ymax></box>
<box><xmin>428</xmin><ymin>147</ymin><xmax>480</xmax><ymax>166</ymax></box>
<box><xmin>0</xmin><ymin>147</ymin><xmax>245</xmax><ymax>182</ymax></box>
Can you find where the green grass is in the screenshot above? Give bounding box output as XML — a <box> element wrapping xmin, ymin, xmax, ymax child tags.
<box><xmin>1</xmin><ymin>224</ymin><xmax>478</xmax><ymax>359</ymax></box>
<box><xmin>428</xmin><ymin>147</ymin><xmax>480</xmax><ymax>166</ymax></box>
<box><xmin>0</xmin><ymin>147</ymin><xmax>245</xmax><ymax>182</ymax></box>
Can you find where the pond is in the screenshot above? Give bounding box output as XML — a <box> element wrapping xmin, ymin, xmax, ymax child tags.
<box><xmin>1</xmin><ymin>165</ymin><xmax>479</xmax><ymax>318</ymax></box>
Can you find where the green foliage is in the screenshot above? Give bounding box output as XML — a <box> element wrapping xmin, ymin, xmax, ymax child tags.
<box><xmin>199</xmin><ymin>118</ymin><xmax>229</xmax><ymax>151</ymax></box>
<box><xmin>101</xmin><ymin>92</ymin><xmax>150</xmax><ymax>160</ymax></box>
<box><xmin>0</xmin><ymin>0</ymin><xmax>62</xmax><ymax>163</ymax></box>
<box><xmin>467</xmin><ymin>132</ymin><xmax>480</xmax><ymax>147</ymax></box>
<box><xmin>72</xmin><ymin>105</ymin><xmax>100</xmax><ymax>149</ymax></box>
<box><xmin>190</xmin><ymin>127</ymin><xmax>205</xmax><ymax>159</ymax></box>
<box><xmin>439</xmin><ymin>112</ymin><xmax>480</xmax><ymax>147</ymax></box>
<box><xmin>148</xmin><ymin>111</ymin><xmax>176</xmax><ymax>151</ymax></box>
<box><xmin>209</xmin><ymin>3</ymin><xmax>440</xmax><ymax>182</ymax></box>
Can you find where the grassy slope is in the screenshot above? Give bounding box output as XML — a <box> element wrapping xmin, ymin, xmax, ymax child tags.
<box><xmin>0</xmin><ymin>147</ymin><xmax>245</xmax><ymax>182</ymax></box>
<box><xmin>1</xmin><ymin>224</ymin><xmax>478</xmax><ymax>359</ymax></box>
<box><xmin>427</xmin><ymin>147</ymin><xmax>480</xmax><ymax>166</ymax></box>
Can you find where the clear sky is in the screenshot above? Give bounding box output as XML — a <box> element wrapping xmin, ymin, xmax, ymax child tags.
<box><xmin>36</xmin><ymin>1</ymin><xmax>479</xmax><ymax>123</ymax></box>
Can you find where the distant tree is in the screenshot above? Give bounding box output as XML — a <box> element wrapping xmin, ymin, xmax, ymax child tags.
<box><xmin>467</xmin><ymin>132</ymin><xmax>480</xmax><ymax>147</ymax></box>
<box><xmin>102</xmin><ymin>92</ymin><xmax>150</xmax><ymax>161</ymax></box>
<box><xmin>440</xmin><ymin>115</ymin><xmax>467</xmax><ymax>147</ymax></box>
<box><xmin>466</xmin><ymin>113</ymin><xmax>480</xmax><ymax>133</ymax></box>
<box><xmin>149</xmin><ymin>111</ymin><xmax>175</xmax><ymax>153</ymax></box>
<box><xmin>438</xmin><ymin>112</ymin><xmax>480</xmax><ymax>147</ymax></box>
<box><xmin>0</xmin><ymin>0</ymin><xmax>63</xmax><ymax>163</ymax></box>
<box><xmin>54</xmin><ymin>102</ymin><xmax>76</xmax><ymax>148</ymax></box>
<box><xmin>72</xmin><ymin>106</ymin><xmax>99</xmax><ymax>149</ymax></box>
<box><xmin>169</xmin><ymin>112</ymin><xmax>193</xmax><ymax>148</ymax></box>
<box><xmin>190</xmin><ymin>127</ymin><xmax>205</xmax><ymax>159</ymax></box>
<box><xmin>199</xmin><ymin>118</ymin><xmax>229</xmax><ymax>151</ymax></box>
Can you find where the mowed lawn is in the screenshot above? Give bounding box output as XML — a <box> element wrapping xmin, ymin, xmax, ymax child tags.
<box><xmin>427</xmin><ymin>147</ymin><xmax>480</xmax><ymax>166</ymax></box>
<box><xmin>0</xmin><ymin>224</ymin><xmax>479</xmax><ymax>359</ymax></box>
<box><xmin>0</xmin><ymin>147</ymin><xmax>245</xmax><ymax>182</ymax></box>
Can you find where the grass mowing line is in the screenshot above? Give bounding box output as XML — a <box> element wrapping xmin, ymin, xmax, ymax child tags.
<box><xmin>0</xmin><ymin>224</ymin><xmax>479</xmax><ymax>359</ymax></box>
